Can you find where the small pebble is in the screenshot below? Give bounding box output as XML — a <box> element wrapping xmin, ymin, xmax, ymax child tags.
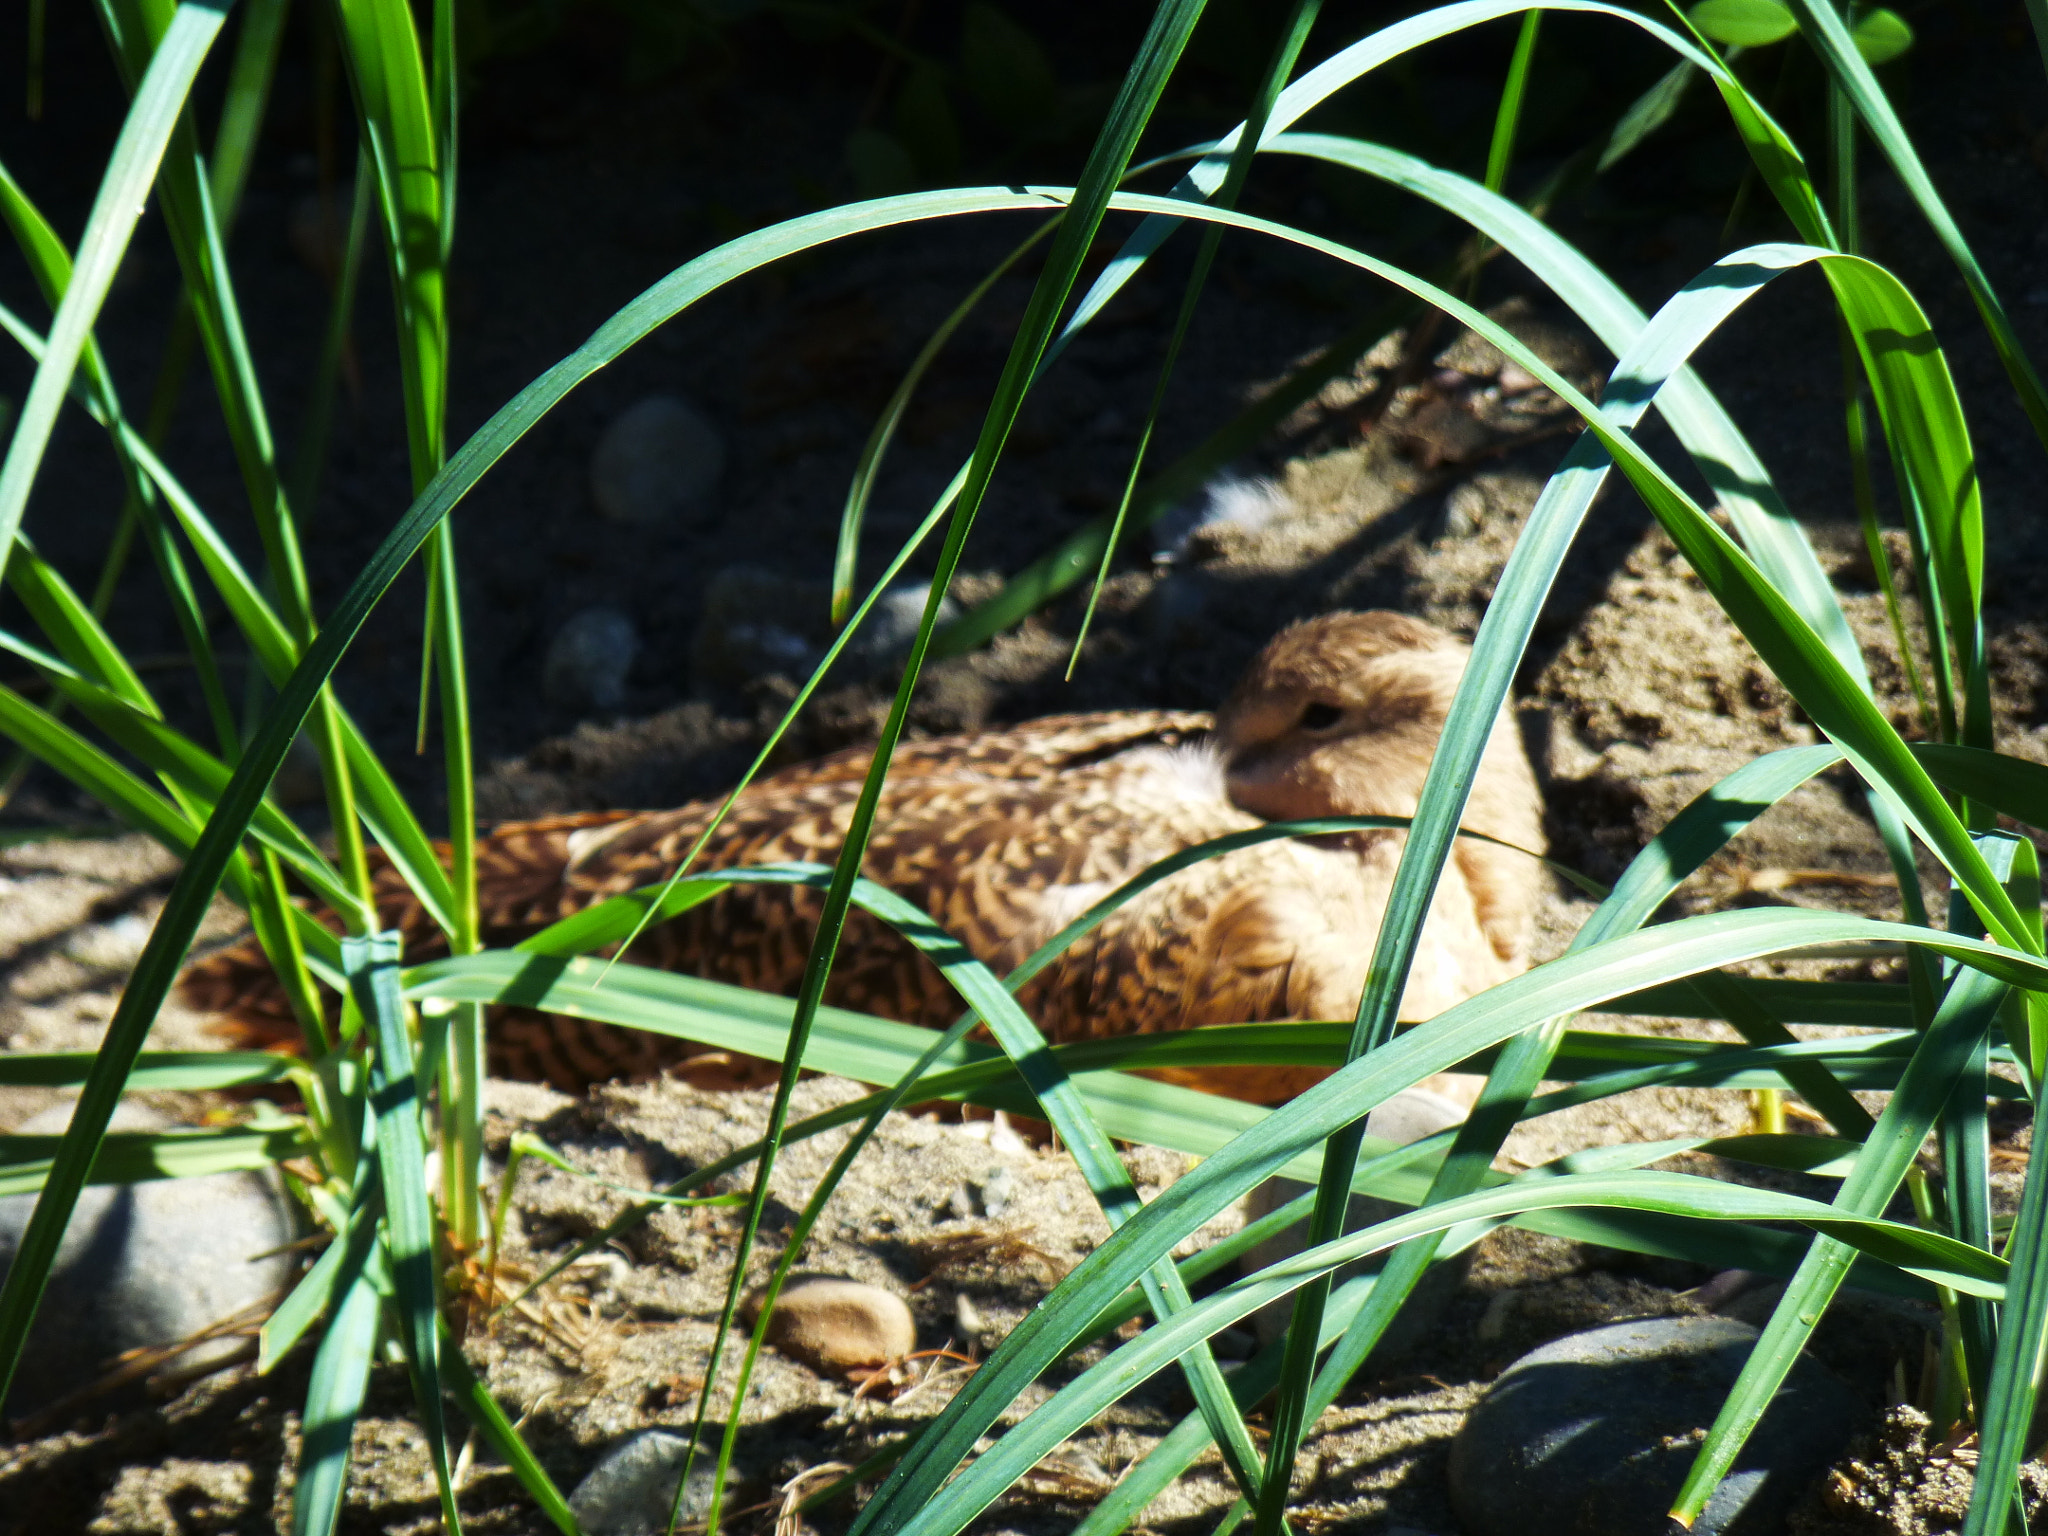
<box><xmin>1437</xmin><ymin>481</ymin><xmax>1487</xmax><ymax>541</ymax></box>
<box><xmin>744</xmin><ymin>1277</ymin><xmax>916</xmax><ymax>1374</ymax></box>
<box><xmin>842</xmin><ymin>582</ymin><xmax>958</xmax><ymax>673</ymax></box>
<box><xmin>1449</xmin><ymin>1315</ymin><xmax>1858</xmax><ymax>1536</ymax></box>
<box><xmin>954</xmin><ymin>1291</ymin><xmax>987</xmax><ymax>1339</ymax></box>
<box><xmin>0</xmin><ymin>1102</ymin><xmax>298</xmax><ymax>1417</ymax></box>
<box><xmin>569</xmin><ymin>1431</ymin><xmax>719</xmax><ymax>1536</ymax></box>
<box><xmin>976</xmin><ymin>1165</ymin><xmax>1016</xmax><ymax>1218</ymax></box>
<box><xmin>590</xmin><ymin>395</ymin><xmax>724</xmax><ymax>526</ymax></box>
<box><xmin>543</xmin><ymin>606</ymin><xmax>638</xmax><ymax>713</ymax></box>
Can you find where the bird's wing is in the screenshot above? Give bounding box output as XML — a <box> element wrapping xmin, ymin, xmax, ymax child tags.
<box><xmin>749</xmin><ymin>710</ymin><xmax>1215</xmax><ymax>789</ymax></box>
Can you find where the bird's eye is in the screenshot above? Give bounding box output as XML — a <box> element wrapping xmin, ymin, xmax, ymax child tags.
<box><xmin>1297</xmin><ymin>702</ymin><xmax>1343</xmax><ymax>732</ymax></box>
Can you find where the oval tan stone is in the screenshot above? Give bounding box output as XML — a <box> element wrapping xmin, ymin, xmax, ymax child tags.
<box><xmin>745</xmin><ymin>1278</ymin><xmax>915</xmax><ymax>1374</ymax></box>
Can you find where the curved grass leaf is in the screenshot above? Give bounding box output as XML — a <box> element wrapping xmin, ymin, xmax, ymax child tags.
<box><xmin>832</xmin><ymin>216</ymin><xmax>1058</xmax><ymax>623</ymax></box>
<box><xmin>0</xmin><ymin>1050</ymin><xmax>297</xmax><ymax>1091</ymax></box>
<box><xmin>0</xmin><ymin>0</ymin><xmax>230</xmax><ymax>584</ymax></box>
<box><xmin>437</xmin><ymin>1324</ymin><xmax>582</xmax><ymax>1536</ymax></box>
<box><xmin>348</xmin><ymin>933</ymin><xmax>460</xmax><ymax>1534</ymax></box>
<box><xmin>291</xmin><ymin>1195</ymin><xmax>386</xmax><ymax>1536</ymax></box>
<box><xmin>1784</xmin><ymin>0</ymin><xmax>2048</xmax><ymax>449</ymax></box>
<box><xmin>0</xmin><ymin>1124</ymin><xmax>310</xmax><ymax>1197</ymax></box>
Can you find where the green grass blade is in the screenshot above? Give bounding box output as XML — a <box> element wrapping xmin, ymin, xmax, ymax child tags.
<box><xmin>437</xmin><ymin>1324</ymin><xmax>582</xmax><ymax>1535</ymax></box>
<box><xmin>0</xmin><ymin>0</ymin><xmax>229</xmax><ymax>585</ymax></box>
<box><xmin>1672</xmin><ymin>833</ymin><xmax>2025</xmax><ymax>1524</ymax></box>
<box><xmin>291</xmin><ymin>1202</ymin><xmax>386</xmax><ymax>1536</ymax></box>
<box><xmin>0</xmin><ymin>1051</ymin><xmax>295</xmax><ymax>1092</ymax></box>
<box><xmin>1068</xmin><ymin>0</ymin><xmax>1323</xmax><ymax>670</ymax></box>
<box><xmin>888</xmin><ymin>1170</ymin><xmax>2000</xmax><ymax>1536</ymax></box>
<box><xmin>348</xmin><ymin>933</ymin><xmax>461</xmax><ymax>1534</ymax></box>
<box><xmin>831</xmin><ymin>217</ymin><xmax>1057</xmax><ymax>624</ymax></box>
<box><xmin>1483</xmin><ymin>10</ymin><xmax>1542</xmax><ymax>191</ymax></box>
<box><xmin>289</xmin><ymin>150</ymin><xmax>374</xmax><ymax>516</ymax></box>
<box><xmin>0</xmin><ymin>1125</ymin><xmax>309</xmax><ymax>1197</ymax></box>
<box><xmin>260</xmin><ymin>1208</ymin><xmax>362</xmax><ymax>1375</ymax></box>
<box><xmin>1785</xmin><ymin>0</ymin><xmax>2048</xmax><ymax>449</ymax></box>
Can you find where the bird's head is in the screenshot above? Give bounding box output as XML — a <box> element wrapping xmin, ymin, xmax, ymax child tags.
<box><xmin>1215</xmin><ymin>611</ymin><xmax>1531</xmax><ymax>834</ymax></box>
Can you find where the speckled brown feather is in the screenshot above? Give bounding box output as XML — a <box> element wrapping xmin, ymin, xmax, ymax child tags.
<box><xmin>182</xmin><ymin>616</ymin><xmax>1545</xmax><ymax>1104</ymax></box>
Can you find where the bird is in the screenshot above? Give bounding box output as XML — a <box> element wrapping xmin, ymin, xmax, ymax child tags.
<box><xmin>182</xmin><ymin>611</ymin><xmax>1547</xmax><ymax>1105</ymax></box>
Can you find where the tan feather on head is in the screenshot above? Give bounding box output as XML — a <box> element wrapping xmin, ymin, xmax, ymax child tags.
<box><xmin>1216</xmin><ymin>611</ymin><xmax>1545</xmax><ymax>969</ymax></box>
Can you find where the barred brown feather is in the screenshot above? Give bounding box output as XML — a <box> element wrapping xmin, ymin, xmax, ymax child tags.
<box><xmin>180</xmin><ymin>613</ymin><xmax>1545</xmax><ymax>1104</ymax></box>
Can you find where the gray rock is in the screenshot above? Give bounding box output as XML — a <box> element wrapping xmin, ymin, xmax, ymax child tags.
<box><xmin>842</xmin><ymin>582</ymin><xmax>957</xmax><ymax>672</ymax></box>
<box><xmin>1449</xmin><ymin>1315</ymin><xmax>1860</xmax><ymax>1536</ymax></box>
<box><xmin>1436</xmin><ymin>480</ymin><xmax>1487</xmax><ymax>541</ymax></box>
<box><xmin>570</xmin><ymin>1431</ymin><xmax>720</xmax><ymax>1536</ymax></box>
<box><xmin>692</xmin><ymin>564</ymin><xmax>953</xmax><ymax>694</ymax></box>
<box><xmin>590</xmin><ymin>395</ymin><xmax>724</xmax><ymax>526</ymax></box>
<box><xmin>543</xmin><ymin>606</ymin><xmax>639</xmax><ymax>713</ymax></box>
<box><xmin>0</xmin><ymin>1101</ymin><xmax>298</xmax><ymax>1417</ymax></box>
<box><xmin>692</xmin><ymin>565</ymin><xmax>827</xmax><ymax>693</ymax></box>
<box><xmin>1241</xmin><ymin>1087</ymin><xmax>1470</xmax><ymax>1354</ymax></box>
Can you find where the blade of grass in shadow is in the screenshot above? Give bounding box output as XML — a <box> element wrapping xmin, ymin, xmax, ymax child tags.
<box><xmin>288</xmin><ymin>150</ymin><xmax>373</xmax><ymax>518</ymax></box>
<box><xmin>291</xmin><ymin>1199</ymin><xmax>386</xmax><ymax>1536</ymax></box>
<box><xmin>1068</xmin><ymin>0</ymin><xmax>1324</xmax><ymax>670</ymax></box>
<box><xmin>437</xmin><ymin>1325</ymin><xmax>581</xmax><ymax>1536</ymax></box>
<box><xmin>831</xmin><ymin>217</ymin><xmax>1058</xmax><ymax>624</ymax></box>
<box><xmin>1784</xmin><ymin>0</ymin><xmax>2048</xmax><ymax>449</ymax></box>
<box><xmin>0</xmin><ymin>0</ymin><xmax>231</xmax><ymax>582</ymax></box>
<box><xmin>349</xmin><ymin>933</ymin><xmax>461</xmax><ymax>1533</ymax></box>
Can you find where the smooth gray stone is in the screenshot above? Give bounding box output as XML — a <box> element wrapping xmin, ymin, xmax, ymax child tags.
<box><xmin>1449</xmin><ymin>1315</ymin><xmax>1860</xmax><ymax>1536</ymax></box>
<box><xmin>589</xmin><ymin>395</ymin><xmax>724</xmax><ymax>526</ymax></box>
<box><xmin>570</xmin><ymin>1431</ymin><xmax>721</xmax><ymax>1536</ymax></box>
<box><xmin>0</xmin><ymin>1101</ymin><xmax>298</xmax><ymax>1417</ymax></box>
<box><xmin>543</xmin><ymin>605</ymin><xmax>639</xmax><ymax>713</ymax></box>
<box><xmin>840</xmin><ymin>582</ymin><xmax>957</xmax><ymax>672</ymax></box>
<box><xmin>1241</xmin><ymin>1087</ymin><xmax>1471</xmax><ymax>1354</ymax></box>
